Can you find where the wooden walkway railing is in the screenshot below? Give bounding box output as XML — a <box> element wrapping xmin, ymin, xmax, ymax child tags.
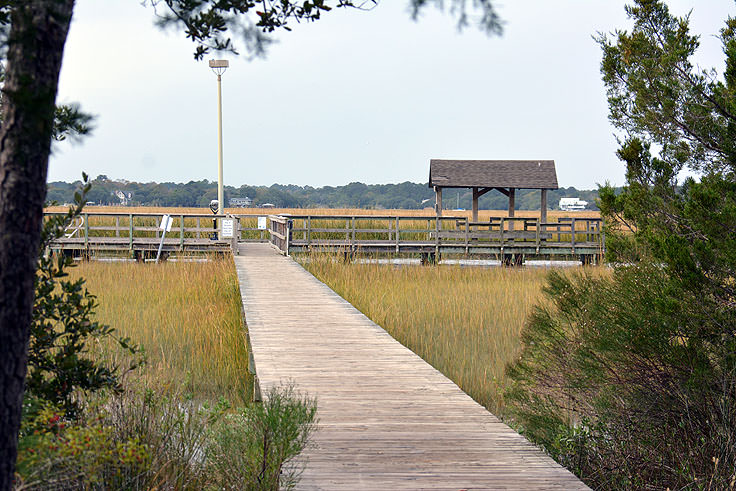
<box><xmin>269</xmin><ymin>214</ymin><xmax>605</xmax><ymax>264</ymax></box>
<box><xmin>45</xmin><ymin>212</ymin><xmax>270</xmax><ymax>259</ymax></box>
<box><xmin>46</xmin><ymin>212</ymin><xmax>604</xmax><ymax>264</ymax></box>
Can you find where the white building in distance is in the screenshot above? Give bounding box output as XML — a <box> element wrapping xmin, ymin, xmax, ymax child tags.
<box><xmin>559</xmin><ymin>197</ymin><xmax>588</xmax><ymax>211</ymax></box>
<box><xmin>229</xmin><ymin>197</ymin><xmax>253</xmax><ymax>207</ymax></box>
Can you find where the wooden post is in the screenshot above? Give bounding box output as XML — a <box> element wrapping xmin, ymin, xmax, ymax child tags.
<box><xmin>129</xmin><ymin>214</ymin><xmax>133</xmax><ymax>251</ymax></box>
<box><xmin>307</xmin><ymin>216</ymin><xmax>311</xmax><ymax>246</ymax></box>
<box><xmin>180</xmin><ymin>214</ymin><xmax>184</xmax><ymax>251</ymax></box>
<box><xmin>571</xmin><ymin>217</ymin><xmax>576</xmax><ymax>252</ymax></box>
<box><xmin>472</xmin><ymin>187</ymin><xmax>479</xmax><ymax>222</ymax></box>
<box><xmin>115</xmin><ymin>216</ymin><xmax>120</xmax><ymax>237</ymax></box>
<box><xmin>601</xmin><ymin>220</ymin><xmax>606</xmax><ymax>254</ymax></box>
<box><xmin>395</xmin><ymin>216</ymin><xmax>400</xmax><ymax>252</ymax></box>
<box><xmin>84</xmin><ymin>213</ymin><xmax>89</xmax><ymax>249</ymax></box>
<box><xmin>286</xmin><ymin>219</ymin><xmax>291</xmax><ymax>256</ymax></box>
<box><xmin>540</xmin><ymin>189</ymin><xmax>548</xmax><ymax>223</ymax></box>
<box><xmin>351</xmin><ymin>216</ymin><xmax>356</xmax><ymax>251</ymax></box>
<box><xmin>508</xmin><ymin>188</ymin><xmax>515</xmax><ymax>231</ymax></box>
<box><xmin>435</xmin><ymin>186</ymin><xmax>443</xmax><ymax>217</ymax></box>
<box><xmin>464</xmin><ymin>218</ymin><xmax>469</xmax><ymax>254</ymax></box>
<box><xmin>435</xmin><ymin>215</ymin><xmax>440</xmax><ymax>260</ymax></box>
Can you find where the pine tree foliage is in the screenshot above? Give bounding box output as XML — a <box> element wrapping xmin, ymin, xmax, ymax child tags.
<box><xmin>151</xmin><ymin>0</ymin><xmax>502</xmax><ymax>59</ymax></box>
<box><xmin>507</xmin><ymin>1</ymin><xmax>736</xmax><ymax>489</ymax></box>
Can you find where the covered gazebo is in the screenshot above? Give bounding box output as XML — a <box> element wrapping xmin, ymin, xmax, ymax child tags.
<box><xmin>428</xmin><ymin>159</ymin><xmax>559</xmax><ymax>222</ymax></box>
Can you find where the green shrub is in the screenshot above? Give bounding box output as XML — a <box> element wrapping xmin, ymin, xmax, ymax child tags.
<box><xmin>206</xmin><ymin>385</ymin><xmax>318</xmax><ymax>490</ymax></box>
<box><xmin>507</xmin><ymin>2</ymin><xmax>736</xmax><ymax>488</ymax></box>
<box><xmin>507</xmin><ymin>264</ymin><xmax>736</xmax><ymax>489</ymax></box>
<box><xmin>15</xmin><ymin>404</ymin><xmax>149</xmax><ymax>490</ymax></box>
<box><xmin>16</xmin><ymin>383</ymin><xmax>317</xmax><ymax>490</ymax></box>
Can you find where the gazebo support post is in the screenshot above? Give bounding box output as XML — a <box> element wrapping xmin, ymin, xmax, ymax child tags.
<box><xmin>540</xmin><ymin>189</ymin><xmax>548</xmax><ymax>223</ymax></box>
<box><xmin>472</xmin><ymin>187</ymin><xmax>479</xmax><ymax>222</ymax></box>
<box><xmin>435</xmin><ymin>186</ymin><xmax>443</xmax><ymax>217</ymax></box>
<box><xmin>471</xmin><ymin>187</ymin><xmax>491</xmax><ymax>222</ymax></box>
<box><xmin>508</xmin><ymin>188</ymin><xmax>516</xmax><ymax>231</ymax></box>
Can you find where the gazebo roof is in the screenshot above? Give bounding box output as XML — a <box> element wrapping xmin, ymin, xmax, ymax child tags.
<box><xmin>428</xmin><ymin>160</ymin><xmax>559</xmax><ymax>190</ymax></box>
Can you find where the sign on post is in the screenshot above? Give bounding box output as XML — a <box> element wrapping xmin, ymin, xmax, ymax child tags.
<box><xmin>159</xmin><ymin>214</ymin><xmax>173</xmax><ymax>232</ymax></box>
<box><xmin>221</xmin><ymin>218</ymin><xmax>234</xmax><ymax>238</ymax></box>
<box><xmin>257</xmin><ymin>216</ymin><xmax>267</xmax><ymax>230</ymax></box>
<box><xmin>156</xmin><ymin>214</ymin><xmax>173</xmax><ymax>262</ymax></box>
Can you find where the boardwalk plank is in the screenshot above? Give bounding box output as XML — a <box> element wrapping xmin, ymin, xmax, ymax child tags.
<box><xmin>234</xmin><ymin>243</ymin><xmax>588</xmax><ymax>490</ymax></box>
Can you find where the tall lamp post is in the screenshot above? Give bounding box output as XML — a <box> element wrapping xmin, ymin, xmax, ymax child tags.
<box><xmin>209</xmin><ymin>59</ymin><xmax>229</xmax><ymax>220</ymax></box>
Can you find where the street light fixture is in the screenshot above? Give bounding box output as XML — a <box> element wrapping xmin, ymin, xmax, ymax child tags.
<box><xmin>209</xmin><ymin>59</ymin><xmax>229</xmax><ymax>221</ymax></box>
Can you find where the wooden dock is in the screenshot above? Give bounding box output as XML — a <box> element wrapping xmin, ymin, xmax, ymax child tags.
<box><xmin>234</xmin><ymin>243</ymin><xmax>588</xmax><ymax>490</ymax></box>
<box><xmin>268</xmin><ymin>214</ymin><xmax>604</xmax><ymax>265</ymax></box>
<box><xmin>46</xmin><ymin>212</ymin><xmax>603</xmax><ymax>265</ymax></box>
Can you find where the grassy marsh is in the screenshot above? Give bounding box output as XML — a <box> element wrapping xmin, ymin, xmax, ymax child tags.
<box><xmin>301</xmin><ymin>256</ymin><xmax>602</xmax><ymax>414</ymax></box>
<box><xmin>69</xmin><ymin>258</ymin><xmax>252</xmax><ymax>404</ymax></box>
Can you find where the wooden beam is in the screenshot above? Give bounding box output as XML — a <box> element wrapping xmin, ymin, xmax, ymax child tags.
<box><xmin>508</xmin><ymin>188</ymin><xmax>515</xmax><ymax>217</ymax></box>
<box><xmin>472</xmin><ymin>187</ymin><xmax>479</xmax><ymax>222</ymax></box>
<box><xmin>494</xmin><ymin>187</ymin><xmax>510</xmax><ymax>197</ymax></box>
<box><xmin>475</xmin><ymin>187</ymin><xmax>493</xmax><ymax>198</ymax></box>
<box><xmin>508</xmin><ymin>188</ymin><xmax>515</xmax><ymax>231</ymax></box>
<box><xmin>540</xmin><ymin>189</ymin><xmax>548</xmax><ymax>223</ymax></box>
<box><xmin>435</xmin><ymin>187</ymin><xmax>443</xmax><ymax>217</ymax></box>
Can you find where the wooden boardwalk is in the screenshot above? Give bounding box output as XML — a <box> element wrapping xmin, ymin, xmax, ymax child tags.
<box><xmin>234</xmin><ymin>243</ymin><xmax>588</xmax><ymax>490</ymax></box>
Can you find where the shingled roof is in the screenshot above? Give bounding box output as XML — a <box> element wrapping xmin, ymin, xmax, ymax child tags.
<box><xmin>428</xmin><ymin>160</ymin><xmax>559</xmax><ymax>190</ymax></box>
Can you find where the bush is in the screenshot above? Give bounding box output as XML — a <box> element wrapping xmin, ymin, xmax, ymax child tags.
<box><xmin>15</xmin><ymin>404</ymin><xmax>149</xmax><ymax>490</ymax></box>
<box><xmin>206</xmin><ymin>385</ymin><xmax>318</xmax><ymax>490</ymax></box>
<box><xmin>507</xmin><ymin>263</ymin><xmax>736</xmax><ymax>489</ymax></box>
<box><xmin>507</xmin><ymin>2</ymin><xmax>736</xmax><ymax>488</ymax></box>
<box><xmin>16</xmin><ymin>383</ymin><xmax>317</xmax><ymax>490</ymax></box>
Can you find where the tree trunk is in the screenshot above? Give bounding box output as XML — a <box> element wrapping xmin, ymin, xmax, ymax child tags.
<box><xmin>0</xmin><ymin>2</ymin><xmax>74</xmax><ymax>488</ymax></box>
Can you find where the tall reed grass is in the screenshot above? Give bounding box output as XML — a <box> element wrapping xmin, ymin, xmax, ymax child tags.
<box><xmin>68</xmin><ymin>259</ymin><xmax>252</xmax><ymax>404</ymax></box>
<box><xmin>301</xmin><ymin>256</ymin><xmax>598</xmax><ymax>414</ymax></box>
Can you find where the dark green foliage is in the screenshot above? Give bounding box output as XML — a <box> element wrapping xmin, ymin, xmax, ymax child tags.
<box><xmin>16</xmin><ymin>383</ymin><xmax>317</xmax><ymax>490</ymax></box>
<box><xmin>507</xmin><ymin>1</ymin><xmax>736</xmax><ymax>489</ymax></box>
<box><xmin>51</xmin><ymin>104</ymin><xmax>93</xmax><ymax>142</ymax></box>
<box><xmin>28</xmin><ymin>177</ymin><xmax>139</xmax><ymax>417</ymax></box>
<box><xmin>507</xmin><ymin>265</ymin><xmax>736</xmax><ymax>488</ymax></box>
<box><xmin>47</xmin><ymin>177</ymin><xmax>603</xmax><ymax>210</ymax></box>
<box><xmin>206</xmin><ymin>385</ymin><xmax>318</xmax><ymax>490</ymax></box>
<box><xmin>153</xmin><ymin>0</ymin><xmax>502</xmax><ymax>60</ymax></box>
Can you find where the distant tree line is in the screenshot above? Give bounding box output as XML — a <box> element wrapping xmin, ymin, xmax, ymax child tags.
<box><xmin>47</xmin><ymin>175</ymin><xmax>604</xmax><ymax>210</ymax></box>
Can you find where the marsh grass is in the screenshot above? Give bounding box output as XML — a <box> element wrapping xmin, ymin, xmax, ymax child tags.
<box><xmin>301</xmin><ymin>255</ymin><xmax>602</xmax><ymax>414</ymax></box>
<box><xmin>68</xmin><ymin>258</ymin><xmax>252</xmax><ymax>405</ymax></box>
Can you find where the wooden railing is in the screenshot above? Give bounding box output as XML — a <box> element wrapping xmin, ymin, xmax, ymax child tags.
<box><xmin>46</xmin><ymin>211</ymin><xmax>604</xmax><ymax>263</ymax></box>
<box><xmin>268</xmin><ymin>215</ymin><xmax>291</xmax><ymax>255</ymax></box>
<box><xmin>268</xmin><ymin>214</ymin><xmax>605</xmax><ymax>261</ymax></box>
<box><xmin>46</xmin><ymin>212</ymin><xmax>273</xmax><ymax>257</ymax></box>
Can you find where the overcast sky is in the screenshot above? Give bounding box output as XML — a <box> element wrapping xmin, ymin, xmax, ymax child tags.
<box><xmin>49</xmin><ymin>0</ymin><xmax>735</xmax><ymax>189</ymax></box>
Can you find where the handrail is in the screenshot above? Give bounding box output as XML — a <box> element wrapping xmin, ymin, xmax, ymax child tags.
<box><xmin>277</xmin><ymin>215</ymin><xmax>605</xmax><ymax>257</ymax></box>
<box><xmin>46</xmin><ymin>211</ymin><xmax>605</xmax><ymax>260</ymax></box>
<box><xmin>45</xmin><ymin>212</ymin><xmax>272</xmax><ymax>250</ymax></box>
<box><xmin>268</xmin><ymin>214</ymin><xmax>291</xmax><ymax>254</ymax></box>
